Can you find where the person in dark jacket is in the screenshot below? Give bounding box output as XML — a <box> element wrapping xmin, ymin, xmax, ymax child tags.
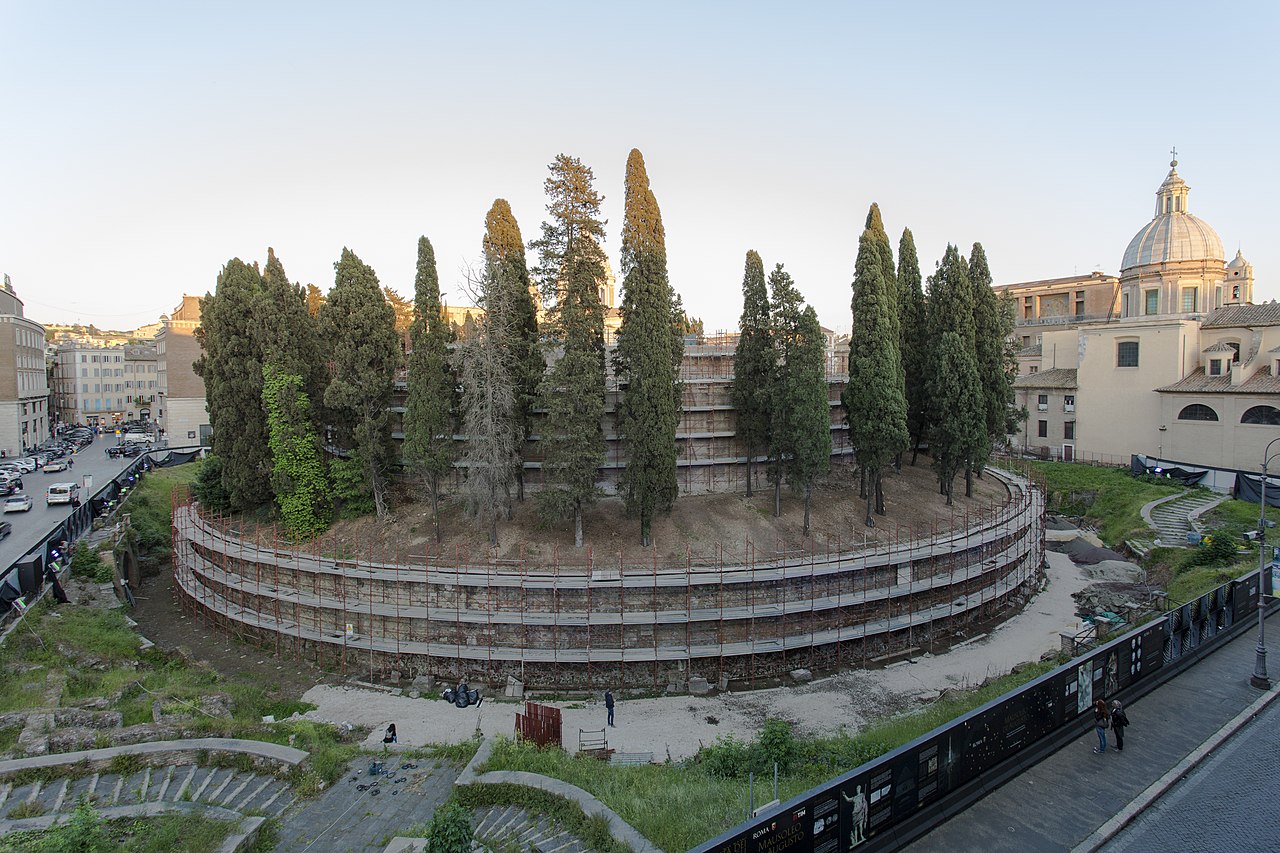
<box><xmin>1092</xmin><ymin>698</ymin><xmax>1110</xmax><ymax>754</ymax></box>
<box><xmin>605</xmin><ymin>689</ymin><xmax>615</xmax><ymax>727</ymax></box>
<box><xmin>1111</xmin><ymin>700</ymin><xmax>1129</xmax><ymax>751</ymax></box>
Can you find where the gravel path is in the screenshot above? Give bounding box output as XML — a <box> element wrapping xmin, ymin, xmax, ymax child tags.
<box><xmin>300</xmin><ymin>550</ymin><xmax>1086</xmax><ymax>761</ymax></box>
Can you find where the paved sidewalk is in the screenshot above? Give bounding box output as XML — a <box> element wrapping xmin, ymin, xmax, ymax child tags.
<box><xmin>907</xmin><ymin>610</ymin><xmax>1280</xmax><ymax>852</ymax></box>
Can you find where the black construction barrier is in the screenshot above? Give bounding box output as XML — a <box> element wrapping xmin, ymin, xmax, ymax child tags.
<box><xmin>693</xmin><ymin>569</ymin><xmax>1268</xmax><ymax>853</ymax></box>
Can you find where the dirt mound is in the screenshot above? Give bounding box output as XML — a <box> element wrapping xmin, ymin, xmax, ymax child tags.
<box><xmin>1051</xmin><ymin>536</ymin><xmax>1126</xmax><ymax>565</ymax></box>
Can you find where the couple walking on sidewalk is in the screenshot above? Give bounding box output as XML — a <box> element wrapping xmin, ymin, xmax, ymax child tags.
<box><xmin>1092</xmin><ymin>698</ymin><xmax>1130</xmax><ymax>754</ymax></box>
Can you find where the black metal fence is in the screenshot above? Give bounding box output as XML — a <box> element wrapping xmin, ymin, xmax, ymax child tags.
<box><xmin>692</xmin><ymin>569</ymin><xmax>1265</xmax><ymax>853</ymax></box>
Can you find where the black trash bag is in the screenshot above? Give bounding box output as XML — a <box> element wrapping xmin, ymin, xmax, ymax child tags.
<box><xmin>441</xmin><ymin>688</ymin><xmax>456</xmax><ymax>704</ymax></box>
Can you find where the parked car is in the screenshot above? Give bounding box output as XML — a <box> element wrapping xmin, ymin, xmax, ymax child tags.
<box><xmin>46</xmin><ymin>482</ymin><xmax>81</xmax><ymax>507</ymax></box>
<box><xmin>4</xmin><ymin>459</ymin><xmax>35</xmax><ymax>473</ymax></box>
<box><xmin>3</xmin><ymin>494</ymin><xmax>32</xmax><ymax>512</ymax></box>
<box><xmin>43</xmin><ymin>459</ymin><xmax>70</xmax><ymax>473</ymax></box>
<box><xmin>0</xmin><ymin>521</ymin><xmax>10</xmax><ymax>539</ymax></box>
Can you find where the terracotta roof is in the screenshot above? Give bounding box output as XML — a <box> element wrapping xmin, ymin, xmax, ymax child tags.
<box><xmin>1202</xmin><ymin>303</ymin><xmax>1280</xmax><ymax>329</ymax></box>
<box><xmin>1202</xmin><ymin>342</ymin><xmax>1239</xmax><ymax>353</ymax></box>
<box><xmin>1018</xmin><ymin>344</ymin><xmax>1042</xmax><ymax>358</ymax></box>
<box><xmin>1157</xmin><ymin>365</ymin><xmax>1280</xmax><ymax>394</ymax></box>
<box><xmin>1013</xmin><ymin>368</ymin><xmax>1077</xmax><ymax>390</ymax></box>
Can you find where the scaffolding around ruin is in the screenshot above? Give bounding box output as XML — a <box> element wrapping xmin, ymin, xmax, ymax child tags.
<box><xmin>171</xmin><ymin>466</ymin><xmax>1046</xmax><ymax>691</ymax></box>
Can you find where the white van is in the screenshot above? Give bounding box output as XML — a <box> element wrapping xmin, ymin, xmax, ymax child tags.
<box><xmin>121</xmin><ymin>432</ymin><xmax>154</xmax><ymax>446</ymax></box>
<box><xmin>46</xmin><ymin>482</ymin><xmax>82</xmax><ymax>507</ymax></box>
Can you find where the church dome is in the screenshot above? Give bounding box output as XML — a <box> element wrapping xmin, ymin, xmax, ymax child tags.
<box><xmin>1227</xmin><ymin>249</ymin><xmax>1249</xmax><ymax>270</ymax></box>
<box><xmin>1120</xmin><ymin>159</ymin><xmax>1224</xmax><ymax>271</ymax></box>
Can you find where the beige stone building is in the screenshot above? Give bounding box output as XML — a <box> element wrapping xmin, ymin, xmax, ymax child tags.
<box><xmin>155</xmin><ymin>295</ymin><xmax>209</xmax><ymax>445</ymax></box>
<box><xmin>0</xmin><ymin>275</ymin><xmax>50</xmax><ymax>455</ymax></box>
<box><xmin>1009</xmin><ymin>157</ymin><xmax>1273</xmax><ymax>474</ymax></box>
<box><xmin>52</xmin><ymin>342</ymin><xmax>158</xmax><ymax>426</ymax></box>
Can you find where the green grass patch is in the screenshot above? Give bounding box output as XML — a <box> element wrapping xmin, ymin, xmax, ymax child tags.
<box><xmin>402</xmin><ymin>738</ymin><xmax>483</xmax><ymax>764</ymax></box>
<box><xmin>0</xmin><ymin>805</ymin><xmax>234</xmax><ymax>852</ymax></box>
<box><xmin>1167</xmin><ymin>564</ymin><xmax>1245</xmax><ymax>604</ymax></box>
<box><xmin>454</xmin><ymin>784</ymin><xmax>629</xmax><ymax>853</ymax></box>
<box><xmin>0</xmin><ymin>723</ymin><xmax>23</xmax><ymax>753</ymax></box>
<box><xmin>1023</xmin><ymin>461</ymin><xmax>1185</xmax><ymax>545</ymax></box>
<box><xmin>1199</xmin><ymin>499</ymin><xmax>1280</xmax><ymax>542</ymax></box>
<box><xmin>481</xmin><ymin>660</ymin><xmax>1062</xmax><ymax>851</ymax></box>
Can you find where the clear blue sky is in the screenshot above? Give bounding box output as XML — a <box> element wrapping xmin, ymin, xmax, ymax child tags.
<box><xmin>2</xmin><ymin>1</ymin><xmax>1276</xmax><ymax>333</ymax></box>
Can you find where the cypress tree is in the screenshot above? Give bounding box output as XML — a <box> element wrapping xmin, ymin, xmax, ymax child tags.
<box><xmin>615</xmin><ymin>148</ymin><xmax>681</xmax><ymax>546</ymax></box>
<box><xmin>457</xmin><ymin>257</ymin><xmax>520</xmax><ymax>546</ymax></box>
<box><xmin>925</xmin><ymin>245</ymin><xmax>985</xmax><ymax>504</ymax></box>
<box><xmin>320</xmin><ymin>248</ymin><xmax>400</xmax><ymax>519</ymax></box>
<box><xmin>483</xmin><ymin>199</ymin><xmax>542</xmax><ymax>502</ymax></box>
<box><xmin>193</xmin><ymin>258</ymin><xmax>271</xmax><ymax>510</ymax></box>
<box><xmin>732</xmin><ymin>251</ymin><xmax>772</xmax><ymax>498</ymax></box>
<box><xmin>402</xmin><ymin>236</ymin><xmax>457</xmax><ymax>542</ymax></box>
<box><xmin>791</xmin><ymin>305</ymin><xmax>833</xmax><ymax>534</ymax></box>
<box><xmin>897</xmin><ymin>229</ymin><xmax>928</xmax><ymax>465</ymax></box>
<box><xmin>843</xmin><ymin>228</ymin><xmax>909</xmax><ymax>527</ymax></box>
<box><xmin>766</xmin><ymin>263</ymin><xmax>805</xmax><ymax>518</ymax></box>
<box><xmin>969</xmin><ymin>243</ymin><xmax>1019</xmax><ymax>462</ymax></box>
<box><xmin>257</xmin><ymin>248</ymin><xmax>326</xmax><ymax>426</ymax></box>
<box><xmin>531</xmin><ymin>155</ymin><xmax>608</xmax><ymax>548</ymax></box>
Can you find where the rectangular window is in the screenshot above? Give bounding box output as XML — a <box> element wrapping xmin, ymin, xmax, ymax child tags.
<box><xmin>1037</xmin><ymin>394</ymin><xmax>1049</xmax><ymax>411</ymax></box>
<box><xmin>1022</xmin><ymin>336</ymin><xmax>1031</xmax><ymax>347</ymax></box>
<box><xmin>1024</xmin><ymin>296</ymin><xmax>1034</xmax><ymax>320</ymax></box>
<box><xmin>1037</xmin><ymin>420</ymin><xmax>1048</xmax><ymax>438</ymax></box>
<box><xmin>1123</xmin><ymin>292</ymin><xmax>1131</xmax><ymax>317</ymax></box>
<box><xmin>1117</xmin><ymin>341</ymin><xmax>1139</xmax><ymax>367</ymax></box>
<box><xmin>1209</xmin><ymin>359</ymin><xmax>1222</xmax><ymax>376</ymax></box>
<box><xmin>1145</xmin><ymin>290</ymin><xmax>1159</xmax><ymax>315</ymax></box>
<box><xmin>1075</xmin><ymin>290</ymin><xmax>1086</xmax><ymax>318</ymax></box>
<box><xmin>1182</xmin><ymin>288</ymin><xmax>1197</xmax><ymax>312</ymax></box>
<box><xmin>81</xmin><ymin>383</ymin><xmax>88</xmax><ymax>393</ymax></box>
<box><xmin>1064</xmin><ymin>394</ymin><xmax>1075</xmax><ymax>412</ymax></box>
<box><xmin>1029</xmin><ymin>365</ymin><xmax>1039</xmax><ymax>374</ymax></box>
<box><xmin>1064</xmin><ymin>421</ymin><xmax>1075</xmax><ymax>440</ymax></box>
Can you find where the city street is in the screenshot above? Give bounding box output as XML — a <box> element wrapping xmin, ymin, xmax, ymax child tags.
<box><xmin>0</xmin><ymin>437</ymin><xmax>139</xmax><ymax>568</ymax></box>
<box><xmin>1099</xmin><ymin>690</ymin><xmax>1280</xmax><ymax>853</ymax></box>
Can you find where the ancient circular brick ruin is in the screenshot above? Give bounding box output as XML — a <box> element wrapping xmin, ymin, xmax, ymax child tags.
<box><xmin>171</xmin><ymin>470</ymin><xmax>1045</xmax><ymax>690</ymax></box>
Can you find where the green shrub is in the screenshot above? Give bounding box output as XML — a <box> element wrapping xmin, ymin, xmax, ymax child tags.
<box><xmin>329</xmin><ymin>458</ymin><xmax>373</xmax><ymax>518</ymax></box>
<box><xmin>193</xmin><ymin>455</ymin><xmax>230</xmax><ymax>511</ymax></box>
<box><xmin>69</xmin><ymin>543</ymin><xmax>101</xmax><ymax>581</ymax></box>
<box><xmin>419</xmin><ymin>801</ymin><xmax>473</xmax><ymax>853</ymax></box>
<box><xmin>1183</xmin><ymin>530</ymin><xmax>1240</xmax><ymax>569</ymax></box>
<box><xmin>44</xmin><ymin>800</ymin><xmax>113</xmax><ymax>852</ymax></box>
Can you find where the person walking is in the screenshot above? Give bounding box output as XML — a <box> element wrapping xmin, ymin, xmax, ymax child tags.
<box><xmin>1092</xmin><ymin>698</ymin><xmax>1110</xmax><ymax>754</ymax></box>
<box><xmin>605</xmin><ymin>689</ymin><xmax>615</xmax><ymax>727</ymax></box>
<box><xmin>1111</xmin><ymin>700</ymin><xmax>1129</xmax><ymax>752</ymax></box>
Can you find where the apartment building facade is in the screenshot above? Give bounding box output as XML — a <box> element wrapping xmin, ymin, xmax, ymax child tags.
<box><xmin>52</xmin><ymin>342</ymin><xmax>158</xmax><ymax>426</ymax></box>
<box><xmin>0</xmin><ymin>275</ymin><xmax>50</xmax><ymax>455</ymax></box>
<box><xmin>155</xmin><ymin>295</ymin><xmax>209</xmax><ymax>445</ymax></box>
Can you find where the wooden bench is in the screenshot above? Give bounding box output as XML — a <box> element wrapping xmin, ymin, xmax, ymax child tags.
<box><xmin>609</xmin><ymin>751</ymin><xmax>653</xmax><ymax>766</ymax></box>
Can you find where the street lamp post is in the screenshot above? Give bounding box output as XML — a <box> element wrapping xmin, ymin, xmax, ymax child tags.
<box><xmin>1250</xmin><ymin>437</ymin><xmax>1280</xmax><ymax>689</ymax></box>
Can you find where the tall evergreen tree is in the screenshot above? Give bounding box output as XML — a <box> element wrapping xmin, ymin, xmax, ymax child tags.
<box><xmin>925</xmin><ymin>245</ymin><xmax>985</xmax><ymax>504</ymax></box>
<box><xmin>383</xmin><ymin>287</ymin><xmax>415</xmax><ymax>339</ymax></box>
<box><xmin>320</xmin><ymin>249</ymin><xmax>400</xmax><ymax>518</ymax></box>
<box><xmin>194</xmin><ymin>258</ymin><xmax>271</xmax><ymax>510</ymax></box>
<box><xmin>766</xmin><ymin>263</ymin><xmax>806</xmax><ymax>518</ymax></box>
<box><xmin>969</xmin><ymin>243</ymin><xmax>1019</xmax><ymax>463</ymax></box>
<box><xmin>897</xmin><ymin>229</ymin><xmax>928</xmax><ymax>465</ymax></box>
<box><xmin>790</xmin><ymin>305</ymin><xmax>833</xmax><ymax>534</ymax></box>
<box><xmin>733</xmin><ymin>251</ymin><xmax>773</xmax><ymax>498</ymax></box>
<box><xmin>402</xmin><ymin>236</ymin><xmax>457</xmax><ymax>542</ymax></box>
<box><xmin>483</xmin><ymin>199</ymin><xmax>542</xmax><ymax>501</ymax></box>
<box><xmin>843</xmin><ymin>228</ymin><xmax>909</xmax><ymax>527</ymax></box>
<box><xmin>457</xmin><ymin>259</ymin><xmax>520</xmax><ymax>546</ymax></box>
<box><xmin>864</xmin><ymin>205</ymin><xmax>901</xmax><ymax>378</ymax></box>
<box><xmin>257</xmin><ymin>248</ymin><xmax>326</xmax><ymax>425</ymax></box>
<box><xmin>615</xmin><ymin>148</ymin><xmax>681</xmax><ymax>546</ymax></box>
<box><xmin>531</xmin><ymin>155</ymin><xmax>608</xmax><ymax>547</ymax></box>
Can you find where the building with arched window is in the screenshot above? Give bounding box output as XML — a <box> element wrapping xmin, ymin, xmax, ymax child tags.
<box><xmin>1008</xmin><ymin>157</ymin><xmax>1277</xmax><ymax>472</ymax></box>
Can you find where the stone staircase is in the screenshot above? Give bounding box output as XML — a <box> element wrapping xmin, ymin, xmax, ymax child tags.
<box><xmin>1145</xmin><ymin>492</ymin><xmax>1227</xmax><ymax>549</ymax></box>
<box><xmin>473</xmin><ymin>804</ymin><xmax>592</xmax><ymax>853</ymax></box>
<box><xmin>0</xmin><ymin>764</ymin><xmax>294</xmax><ymax>822</ymax></box>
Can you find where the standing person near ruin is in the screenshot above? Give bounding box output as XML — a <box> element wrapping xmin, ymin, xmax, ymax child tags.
<box><xmin>1092</xmin><ymin>698</ymin><xmax>1110</xmax><ymax>754</ymax></box>
<box><xmin>605</xmin><ymin>689</ymin><xmax>615</xmax><ymax>727</ymax></box>
<box><xmin>1111</xmin><ymin>700</ymin><xmax>1129</xmax><ymax>752</ymax></box>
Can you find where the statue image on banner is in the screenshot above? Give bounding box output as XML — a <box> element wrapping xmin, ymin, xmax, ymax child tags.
<box><xmin>1077</xmin><ymin>663</ymin><xmax>1092</xmax><ymax>714</ymax></box>
<box><xmin>842</xmin><ymin>784</ymin><xmax>868</xmax><ymax>848</ymax></box>
<box><xmin>1105</xmin><ymin>651</ymin><xmax>1119</xmax><ymax>696</ymax></box>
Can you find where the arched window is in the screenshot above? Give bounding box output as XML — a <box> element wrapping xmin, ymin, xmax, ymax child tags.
<box><xmin>1178</xmin><ymin>404</ymin><xmax>1219</xmax><ymax>422</ymax></box>
<box><xmin>1241</xmin><ymin>406</ymin><xmax>1280</xmax><ymax>426</ymax></box>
